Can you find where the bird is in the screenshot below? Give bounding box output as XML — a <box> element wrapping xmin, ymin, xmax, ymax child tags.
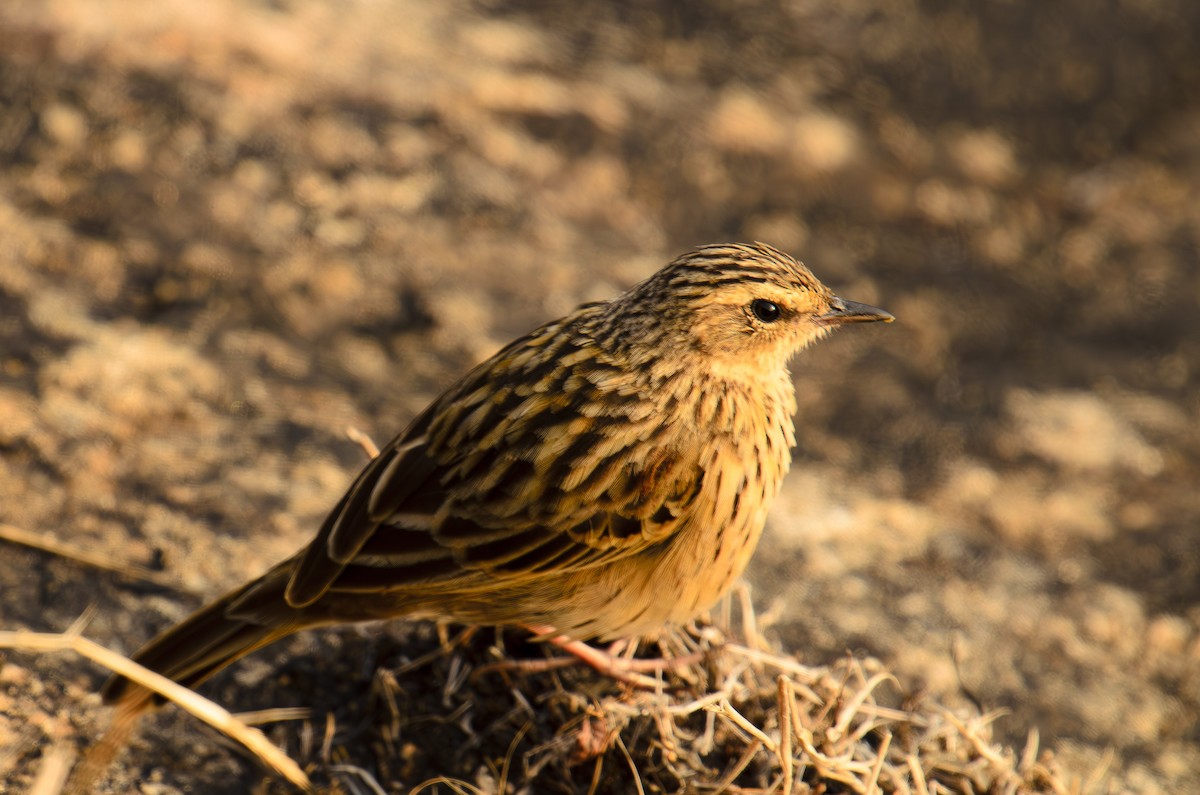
<box><xmin>100</xmin><ymin>242</ymin><xmax>893</xmax><ymax>712</ymax></box>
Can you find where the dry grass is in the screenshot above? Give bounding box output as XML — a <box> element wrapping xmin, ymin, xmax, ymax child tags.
<box><xmin>0</xmin><ymin>616</ymin><xmax>311</xmax><ymax>791</ymax></box>
<box><xmin>2</xmin><ymin>586</ymin><xmax>1090</xmax><ymax>793</ymax></box>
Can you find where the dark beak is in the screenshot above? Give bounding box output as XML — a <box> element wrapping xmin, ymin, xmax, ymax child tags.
<box><xmin>816</xmin><ymin>297</ymin><xmax>895</xmax><ymax>326</ymax></box>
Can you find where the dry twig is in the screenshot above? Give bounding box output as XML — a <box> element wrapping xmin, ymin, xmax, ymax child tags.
<box><xmin>0</xmin><ymin>619</ymin><xmax>310</xmax><ymax>791</ymax></box>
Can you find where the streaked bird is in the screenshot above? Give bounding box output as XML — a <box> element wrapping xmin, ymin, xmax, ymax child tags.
<box><xmin>101</xmin><ymin>242</ymin><xmax>893</xmax><ymax>710</ymax></box>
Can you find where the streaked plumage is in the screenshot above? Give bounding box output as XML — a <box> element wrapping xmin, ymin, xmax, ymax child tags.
<box><xmin>102</xmin><ymin>242</ymin><xmax>892</xmax><ymax>707</ymax></box>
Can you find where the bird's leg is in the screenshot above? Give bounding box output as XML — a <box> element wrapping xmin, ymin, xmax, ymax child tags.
<box><xmin>473</xmin><ymin>625</ymin><xmax>705</xmax><ymax>688</ymax></box>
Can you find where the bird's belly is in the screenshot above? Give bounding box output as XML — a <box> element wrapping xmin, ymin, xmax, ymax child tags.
<box><xmin>424</xmin><ymin>442</ymin><xmax>787</xmax><ymax>641</ymax></box>
<box><xmin>540</xmin><ymin>504</ymin><xmax>770</xmax><ymax>640</ymax></box>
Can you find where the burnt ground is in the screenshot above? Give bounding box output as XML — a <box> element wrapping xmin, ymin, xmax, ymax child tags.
<box><xmin>0</xmin><ymin>0</ymin><xmax>1198</xmax><ymax>792</ymax></box>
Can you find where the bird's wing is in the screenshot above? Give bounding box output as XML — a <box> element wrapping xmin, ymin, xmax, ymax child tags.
<box><xmin>279</xmin><ymin>316</ymin><xmax>702</xmax><ymax>610</ymax></box>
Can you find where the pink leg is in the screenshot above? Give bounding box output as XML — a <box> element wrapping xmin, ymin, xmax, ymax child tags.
<box><xmin>474</xmin><ymin>625</ymin><xmax>705</xmax><ymax>688</ymax></box>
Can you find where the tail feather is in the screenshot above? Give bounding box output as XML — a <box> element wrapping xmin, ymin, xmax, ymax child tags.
<box><xmin>101</xmin><ymin>567</ymin><xmax>299</xmax><ymax>707</ymax></box>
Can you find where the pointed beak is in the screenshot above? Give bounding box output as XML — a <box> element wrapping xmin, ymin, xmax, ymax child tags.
<box><xmin>816</xmin><ymin>297</ymin><xmax>895</xmax><ymax>327</ymax></box>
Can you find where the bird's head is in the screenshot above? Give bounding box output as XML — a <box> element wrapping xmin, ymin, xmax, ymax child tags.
<box><xmin>606</xmin><ymin>242</ymin><xmax>893</xmax><ymax>378</ymax></box>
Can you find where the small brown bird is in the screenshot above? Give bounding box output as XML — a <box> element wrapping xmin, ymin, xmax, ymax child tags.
<box><xmin>101</xmin><ymin>242</ymin><xmax>892</xmax><ymax>710</ymax></box>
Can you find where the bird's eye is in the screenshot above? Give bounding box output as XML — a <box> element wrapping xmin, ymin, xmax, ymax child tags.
<box><xmin>750</xmin><ymin>299</ymin><xmax>781</xmax><ymax>323</ymax></box>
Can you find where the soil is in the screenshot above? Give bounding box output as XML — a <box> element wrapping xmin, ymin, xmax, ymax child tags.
<box><xmin>1</xmin><ymin>0</ymin><xmax>1198</xmax><ymax>792</ymax></box>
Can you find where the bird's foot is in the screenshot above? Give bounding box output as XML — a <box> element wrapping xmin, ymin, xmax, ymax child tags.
<box><xmin>473</xmin><ymin>626</ymin><xmax>704</xmax><ymax>688</ymax></box>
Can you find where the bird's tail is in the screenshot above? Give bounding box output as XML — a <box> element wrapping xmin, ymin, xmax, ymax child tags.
<box><xmin>67</xmin><ymin>568</ymin><xmax>310</xmax><ymax>794</ymax></box>
<box><xmin>100</xmin><ymin>564</ymin><xmax>298</xmax><ymax>710</ymax></box>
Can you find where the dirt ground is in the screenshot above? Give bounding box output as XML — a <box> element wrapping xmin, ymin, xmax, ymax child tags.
<box><xmin>1</xmin><ymin>0</ymin><xmax>1198</xmax><ymax>792</ymax></box>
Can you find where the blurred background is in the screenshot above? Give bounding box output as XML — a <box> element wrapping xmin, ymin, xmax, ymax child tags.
<box><xmin>0</xmin><ymin>0</ymin><xmax>1197</xmax><ymax>791</ymax></box>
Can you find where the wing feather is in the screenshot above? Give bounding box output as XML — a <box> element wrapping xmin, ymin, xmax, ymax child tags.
<box><xmin>283</xmin><ymin>309</ymin><xmax>704</xmax><ymax>609</ymax></box>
